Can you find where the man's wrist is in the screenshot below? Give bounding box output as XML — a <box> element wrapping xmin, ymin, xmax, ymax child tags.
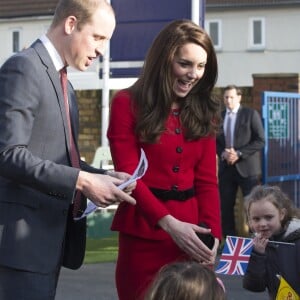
<box><xmin>236</xmin><ymin>150</ymin><xmax>242</xmax><ymax>158</ymax></box>
<box><xmin>76</xmin><ymin>171</ymin><xmax>89</xmax><ymax>192</ymax></box>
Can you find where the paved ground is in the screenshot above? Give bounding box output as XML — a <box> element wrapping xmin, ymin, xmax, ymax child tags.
<box><xmin>56</xmin><ymin>262</ymin><xmax>269</xmax><ymax>300</ymax></box>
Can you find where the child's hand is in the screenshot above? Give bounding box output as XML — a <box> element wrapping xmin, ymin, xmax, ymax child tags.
<box><xmin>253</xmin><ymin>232</ymin><xmax>268</xmax><ymax>254</ymax></box>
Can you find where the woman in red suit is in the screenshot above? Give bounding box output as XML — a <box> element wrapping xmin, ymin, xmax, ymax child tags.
<box><xmin>107</xmin><ymin>19</ymin><xmax>222</xmax><ymax>300</ymax></box>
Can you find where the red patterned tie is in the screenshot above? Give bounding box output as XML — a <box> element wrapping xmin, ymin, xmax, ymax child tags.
<box><xmin>60</xmin><ymin>67</ymin><xmax>82</xmax><ymax>218</ymax></box>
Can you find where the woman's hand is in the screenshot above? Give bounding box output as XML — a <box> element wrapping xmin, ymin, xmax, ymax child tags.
<box><xmin>158</xmin><ymin>215</ymin><xmax>216</xmax><ymax>264</ymax></box>
<box><xmin>204</xmin><ymin>238</ymin><xmax>219</xmax><ymax>268</ymax></box>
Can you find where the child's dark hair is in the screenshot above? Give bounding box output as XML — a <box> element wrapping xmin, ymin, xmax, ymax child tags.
<box><xmin>245</xmin><ymin>185</ymin><xmax>300</xmax><ymax>227</ymax></box>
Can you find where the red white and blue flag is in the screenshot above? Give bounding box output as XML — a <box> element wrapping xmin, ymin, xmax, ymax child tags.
<box><xmin>215</xmin><ymin>236</ymin><xmax>254</xmax><ymax>276</ymax></box>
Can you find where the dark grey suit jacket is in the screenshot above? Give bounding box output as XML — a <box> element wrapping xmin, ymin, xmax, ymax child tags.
<box><xmin>216</xmin><ymin>106</ymin><xmax>265</xmax><ymax>177</ymax></box>
<box><xmin>0</xmin><ymin>39</ymin><xmax>103</xmax><ymax>273</ymax></box>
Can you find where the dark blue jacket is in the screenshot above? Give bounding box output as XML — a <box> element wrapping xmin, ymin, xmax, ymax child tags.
<box><xmin>243</xmin><ymin>218</ymin><xmax>300</xmax><ymax>299</ymax></box>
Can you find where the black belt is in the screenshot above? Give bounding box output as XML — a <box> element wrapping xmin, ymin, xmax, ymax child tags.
<box><xmin>150</xmin><ymin>187</ymin><xmax>195</xmax><ymax>201</ymax></box>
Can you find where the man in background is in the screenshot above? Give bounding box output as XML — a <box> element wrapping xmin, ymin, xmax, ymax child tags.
<box><xmin>216</xmin><ymin>85</ymin><xmax>265</xmax><ymax>238</ymax></box>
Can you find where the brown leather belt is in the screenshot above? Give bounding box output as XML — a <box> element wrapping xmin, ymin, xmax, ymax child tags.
<box><xmin>150</xmin><ymin>187</ymin><xmax>195</xmax><ymax>201</ymax></box>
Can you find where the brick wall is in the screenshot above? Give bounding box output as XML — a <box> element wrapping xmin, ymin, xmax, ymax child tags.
<box><xmin>76</xmin><ymin>90</ymin><xmax>102</xmax><ymax>164</ymax></box>
<box><xmin>252</xmin><ymin>73</ymin><xmax>300</xmax><ymax>112</ymax></box>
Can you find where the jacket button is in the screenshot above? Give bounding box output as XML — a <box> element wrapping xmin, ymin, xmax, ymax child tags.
<box><xmin>171</xmin><ymin>185</ymin><xmax>178</xmax><ymax>191</ymax></box>
<box><xmin>173</xmin><ymin>166</ymin><xmax>180</xmax><ymax>173</ymax></box>
<box><xmin>175</xmin><ymin>128</ymin><xmax>181</xmax><ymax>134</ymax></box>
<box><xmin>176</xmin><ymin>146</ymin><xmax>183</xmax><ymax>153</ymax></box>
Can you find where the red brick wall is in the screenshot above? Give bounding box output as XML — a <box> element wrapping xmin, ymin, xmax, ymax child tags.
<box><xmin>252</xmin><ymin>73</ymin><xmax>300</xmax><ymax>112</ymax></box>
<box><xmin>76</xmin><ymin>90</ymin><xmax>102</xmax><ymax>164</ymax></box>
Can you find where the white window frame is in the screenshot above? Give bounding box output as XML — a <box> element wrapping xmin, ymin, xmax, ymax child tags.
<box><xmin>205</xmin><ymin>19</ymin><xmax>222</xmax><ymax>51</ymax></box>
<box><xmin>248</xmin><ymin>17</ymin><xmax>265</xmax><ymax>50</ymax></box>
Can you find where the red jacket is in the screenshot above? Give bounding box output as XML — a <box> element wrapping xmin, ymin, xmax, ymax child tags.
<box><xmin>107</xmin><ymin>90</ymin><xmax>222</xmax><ymax>240</ymax></box>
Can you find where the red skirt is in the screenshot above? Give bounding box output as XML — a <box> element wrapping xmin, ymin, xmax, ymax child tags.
<box><xmin>115</xmin><ymin>232</ymin><xmax>189</xmax><ymax>300</ymax></box>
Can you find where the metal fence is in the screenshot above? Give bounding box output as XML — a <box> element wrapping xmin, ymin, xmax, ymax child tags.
<box><xmin>262</xmin><ymin>91</ymin><xmax>300</xmax><ymax>207</ymax></box>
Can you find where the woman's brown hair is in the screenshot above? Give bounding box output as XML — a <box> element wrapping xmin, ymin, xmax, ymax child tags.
<box><xmin>129</xmin><ymin>19</ymin><xmax>220</xmax><ymax>143</ymax></box>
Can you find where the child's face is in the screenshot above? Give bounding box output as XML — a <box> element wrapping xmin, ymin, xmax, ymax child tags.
<box><xmin>248</xmin><ymin>198</ymin><xmax>285</xmax><ymax>239</ymax></box>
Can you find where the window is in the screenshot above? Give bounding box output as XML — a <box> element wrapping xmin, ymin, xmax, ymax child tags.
<box><xmin>249</xmin><ymin>18</ymin><xmax>265</xmax><ymax>50</ymax></box>
<box><xmin>12</xmin><ymin>29</ymin><xmax>21</xmax><ymax>53</ymax></box>
<box><xmin>205</xmin><ymin>20</ymin><xmax>222</xmax><ymax>50</ymax></box>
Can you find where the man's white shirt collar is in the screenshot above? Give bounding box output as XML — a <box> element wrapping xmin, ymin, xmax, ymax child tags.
<box><xmin>226</xmin><ymin>104</ymin><xmax>240</xmax><ymax>114</ymax></box>
<box><xmin>39</xmin><ymin>34</ymin><xmax>65</xmax><ymax>72</ymax></box>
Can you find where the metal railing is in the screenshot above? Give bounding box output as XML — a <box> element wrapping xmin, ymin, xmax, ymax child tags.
<box><xmin>262</xmin><ymin>91</ymin><xmax>300</xmax><ymax>207</ymax></box>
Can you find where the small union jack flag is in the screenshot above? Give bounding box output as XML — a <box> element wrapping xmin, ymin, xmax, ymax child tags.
<box><xmin>215</xmin><ymin>236</ymin><xmax>254</xmax><ymax>276</ymax></box>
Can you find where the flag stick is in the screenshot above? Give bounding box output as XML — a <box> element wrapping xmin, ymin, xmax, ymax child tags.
<box><xmin>268</xmin><ymin>240</ymin><xmax>295</xmax><ymax>246</ymax></box>
<box><xmin>227</xmin><ymin>235</ymin><xmax>295</xmax><ymax>246</ymax></box>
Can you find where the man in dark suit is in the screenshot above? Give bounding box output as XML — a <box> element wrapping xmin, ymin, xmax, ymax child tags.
<box><xmin>216</xmin><ymin>85</ymin><xmax>265</xmax><ymax>238</ymax></box>
<box><xmin>0</xmin><ymin>1</ymin><xmax>136</xmax><ymax>299</ymax></box>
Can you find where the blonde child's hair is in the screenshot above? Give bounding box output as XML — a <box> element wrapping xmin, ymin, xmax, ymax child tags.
<box><xmin>244</xmin><ymin>185</ymin><xmax>300</xmax><ymax>227</ymax></box>
<box><xmin>144</xmin><ymin>261</ymin><xmax>226</xmax><ymax>300</ymax></box>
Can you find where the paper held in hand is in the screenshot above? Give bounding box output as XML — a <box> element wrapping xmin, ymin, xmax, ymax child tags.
<box><xmin>74</xmin><ymin>149</ymin><xmax>148</xmax><ymax>220</ymax></box>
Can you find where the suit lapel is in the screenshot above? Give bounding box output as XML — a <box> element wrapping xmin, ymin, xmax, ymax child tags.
<box><xmin>234</xmin><ymin>107</ymin><xmax>243</xmax><ymax>141</ymax></box>
<box><xmin>221</xmin><ymin>110</ymin><xmax>226</xmax><ymax>131</ymax></box>
<box><xmin>220</xmin><ymin>110</ymin><xmax>227</xmax><ymax>146</ymax></box>
<box><xmin>31</xmin><ymin>39</ymin><xmax>71</xmax><ymax>151</ymax></box>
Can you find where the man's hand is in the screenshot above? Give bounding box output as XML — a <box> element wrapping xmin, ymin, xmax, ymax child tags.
<box><xmin>105</xmin><ymin>170</ymin><xmax>136</xmax><ymax>194</ymax></box>
<box><xmin>76</xmin><ymin>171</ymin><xmax>136</xmax><ymax>207</ymax></box>
<box><xmin>223</xmin><ymin>148</ymin><xmax>240</xmax><ymax>165</ymax></box>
